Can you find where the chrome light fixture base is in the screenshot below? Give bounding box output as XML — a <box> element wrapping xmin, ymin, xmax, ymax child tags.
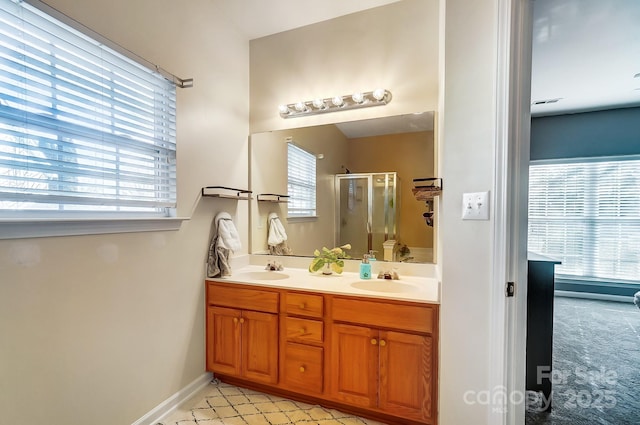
<box><xmin>278</xmin><ymin>89</ymin><xmax>392</xmax><ymax>118</ymax></box>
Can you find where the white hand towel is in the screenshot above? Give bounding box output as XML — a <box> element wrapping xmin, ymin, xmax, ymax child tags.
<box><xmin>216</xmin><ymin>212</ymin><xmax>242</xmax><ymax>252</ymax></box>
<box><xmin>268</xmin><ymin>212</ymin><xmax>288</xmax><ymax>246</ymax></box>
<box><xmin>207</xmin><ymin>212</ymin><xmax>241</xmax><ymax>278</ymax></box>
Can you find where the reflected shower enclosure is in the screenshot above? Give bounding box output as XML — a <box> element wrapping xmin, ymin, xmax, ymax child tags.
<box><xmin>334</xmin><ymin>172</ymin><xmax>398</xmax><ymax>259</ymax></box>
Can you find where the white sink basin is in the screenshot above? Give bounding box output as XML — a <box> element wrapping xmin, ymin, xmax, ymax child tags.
<box><xmin>350</xmin><ymin>280</ymin><xmax>419</xmax><ymax>293</ymax></box>
<box><xmin>234</xmin><ymin>271</ymin><xmax>289</xmax><ymax>281</ymax></box>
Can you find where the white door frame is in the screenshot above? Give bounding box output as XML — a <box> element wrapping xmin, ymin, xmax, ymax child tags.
<box><xmin>490</xmin><ymin>0</ymin><xmax>533</xmax><ymax>424</ymax></box>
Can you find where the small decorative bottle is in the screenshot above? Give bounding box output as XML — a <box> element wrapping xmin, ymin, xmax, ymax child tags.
<box><xmin>360</xmin><ymin>254</ymin><xmax>372</xmax><ymax>280</ymax></box>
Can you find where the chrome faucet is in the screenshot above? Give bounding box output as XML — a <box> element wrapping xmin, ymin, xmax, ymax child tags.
<box><xmin>265</xmin><ymin>260</ymin><xmax>283</xmax><ymax>271</ymax></box>
<box><xmin>377</xmin><ymin>268</ymin><xmax>399</xmax><ymax>280</ymax></box>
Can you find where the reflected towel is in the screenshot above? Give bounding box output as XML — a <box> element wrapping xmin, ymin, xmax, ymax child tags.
<box><xmin>267</xmin><ymin>212</ymin><xmax>292</xmax><ymax>255</ymax></box>
<box><xmin>267</xmin><ymin>212</ymin><xmax>288</xmax><ymax>246</ymax></box>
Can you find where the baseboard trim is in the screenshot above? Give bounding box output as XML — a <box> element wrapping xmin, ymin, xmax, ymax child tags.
<box><xmin>131</xmin><ymin>372</ymin><xmax>213</xmax><ymax>425</ymax></box>
<box><xmin>555</xmin><ymin>290</ymin><xmax>633</xmax><ymax>303</ymax></box>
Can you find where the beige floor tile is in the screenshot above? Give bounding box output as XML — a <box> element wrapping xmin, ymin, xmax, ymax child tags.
<box><xmin>191</xmin><ymin>407</ymin><xmax>220</xmax><ymax>421</ymax></box>
<box><xmin>263</xmin><ymin>411</ymin><xmax>292</xmax><ymax>424</ymax></box>
<box><xmin>160</xmin><ymin>380</ymin><xmax>387</xmax><ymax>425</ymax></box>
<box><xmin>234</xmin><ymin>402</ymin><xmax>260</xmax><ymax>416</ymax></box>
<box><xmin>253</xmin><ymin>401</ymin><xmax>281</xmax><ymax>413</ymax></box>
<box><xmin>208</xmin><ymin>396</ymin><xmax>231</xmax><ymax>408</ymax></box>
<box><xmin>307</xmin><ymin>406</ymin><xmax>336</xmax><ymax>420</ymax></box>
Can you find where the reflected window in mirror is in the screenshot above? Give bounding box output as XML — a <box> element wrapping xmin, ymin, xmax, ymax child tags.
<box><xmin>287</xmin><ymin>142</ymin><xmax>317</xmax><ymax>218</ymax></box>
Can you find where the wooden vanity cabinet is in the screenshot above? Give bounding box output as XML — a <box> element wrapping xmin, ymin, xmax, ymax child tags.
<box><xmin>206</xmin><ymin>282</ymin><xmax>279</xmax><ymax>384</ymax></box>
<box><xmin>329</xmin><ymin>297</ymin><xmax>438</xmax><ymax>423</ymax></box>
<box><xmin>205</xmin><ymin>280</ymin><xmax>439</xmax><ymax>425</ymax></box>
<box><xmin>280</xmin><ymin>292</ymin><xmax>325</xmax><ymax>395</ymax></box>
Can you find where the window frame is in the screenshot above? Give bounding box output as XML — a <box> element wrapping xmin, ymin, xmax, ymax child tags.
<box><xmin>528</xmin><ymin>155</ymin><xmax>640</xmax><ymax>285</ymax></box>
<box><xmin>0</xmin><ymin>0</ymin><xmax>185</xmax><ymax>239</ymax></box>
<box><xmin>287</xmin><ymin>141</ymin><xmax>317</xmax><ymax>219</ymax></box>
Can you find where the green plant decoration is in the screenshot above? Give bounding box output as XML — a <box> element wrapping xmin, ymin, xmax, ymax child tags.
<box><xmin>308</xmin><ymin>244</ymin><xmax>351</xmax><ymax>274</ymax></box>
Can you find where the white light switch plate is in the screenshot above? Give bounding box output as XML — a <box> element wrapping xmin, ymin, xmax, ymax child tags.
<box><xmin>462</xmin><ymin>191</ymin><xmax>490</xmax><ymax>220</ymax></box>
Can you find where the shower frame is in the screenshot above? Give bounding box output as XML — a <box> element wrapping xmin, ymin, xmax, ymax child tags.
<box><xmin>334</xmin><ymin>172</ymin><xmax>399</xmax><ymax>259</ymax></box>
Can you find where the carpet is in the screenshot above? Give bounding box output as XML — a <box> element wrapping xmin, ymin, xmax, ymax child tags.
<box><xmin>526</xmin><ymin>296</ymin><xmax>640</xmax><ymax>425</ymax></box>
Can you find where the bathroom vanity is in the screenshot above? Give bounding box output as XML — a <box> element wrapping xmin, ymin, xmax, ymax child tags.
<box><xmin>205</xmin><ymin>266</ymin><xmax>439</xmax><ymax>424</ymax></box>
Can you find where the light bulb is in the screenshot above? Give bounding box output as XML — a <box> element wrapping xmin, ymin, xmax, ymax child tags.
<box><xmin>294</xmin><ymin>102</ymin><xmax>307</xmax><ymax>112</ymax></box>
<box><xmin>332</xmin><ymin>96</ymin><xmax>344</xmax><ymax>107</ymax></box>
<box><xmin>312</xmin><ymin>98</ymin><xmax>326</xmax><ymax>109</ymax></box>
<box><xmin>372</xmin><ymin>88</ymin><xmax>386</xmax><ymax>101</ymax></box>
<box><xmin>352</xmin><ymin>92</ymin><xmax>365</xmax><ymax>104</ymax></box>
<box><xmin>278</xmin><ymin>104</ymin><xmax>290</xmax><ymax>115</ymax></box>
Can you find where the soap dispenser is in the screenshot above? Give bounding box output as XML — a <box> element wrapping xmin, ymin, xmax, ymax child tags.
<box><xmin>368</xmin><ymin>250</ymin><xmax>377</xmax><ymax>262</ymax></box>
<box><xmin>360</xmin><ymin>254</ymin><xmax>372</xmax><ymax>279</ymax></box>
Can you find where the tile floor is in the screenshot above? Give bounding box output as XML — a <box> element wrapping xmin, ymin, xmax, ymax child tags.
<box><xmin>160</xmin><ymin>379</ymin><xmax>387</xmax><ymax>425</ymax></box>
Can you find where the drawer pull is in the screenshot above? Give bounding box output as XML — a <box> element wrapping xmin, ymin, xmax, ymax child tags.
<box><xmin>299</xmin><ymin>327</ymin><xmax>306</xmax><ymax>335</ymax></box>
<box><xmin>299</xmin><ymin>366</ymin><xmax>306</xmax><ymax>373</ymax></box>
<box><xmin>239</xmin><ymin>318</ymin><xmax>245</xmax><ymax>324</ymax></box>
<box><xmin>379</xmin><ymin>339</ymin><xmax>387</xmax><ymax>347</ymax></box>
<box><xmin>371</xmin><ymin>338</ymin><xmax>378</xmax><ymax>345</ymax></box>
<box><xmin>299</xmin><ymin>303</ymin><xmax>306</xmax><ymax>309</ymax></box>
<box><xmin>233</xmin><ymin>317</ymin><xmax>238</xmax><ymax>324</ymax></box>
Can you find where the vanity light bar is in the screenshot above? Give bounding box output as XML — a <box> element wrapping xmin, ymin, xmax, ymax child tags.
<box><xmin>278</xmin><ymin>89</ymin><xmax>392</xmax><ymax>118</ymax></box>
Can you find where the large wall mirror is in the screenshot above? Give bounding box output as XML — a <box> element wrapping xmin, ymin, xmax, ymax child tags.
<box><xmin>250</xmin><ymin>112</ymin><xmax>436</xmax><ymax>264</ymax></box>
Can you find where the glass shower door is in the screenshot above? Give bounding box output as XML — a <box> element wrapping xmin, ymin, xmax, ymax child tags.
<box><xmin>336</xmin><ymin>175</ymin><xmax>372</xmax><ymax>259</ymax></box>
<box><xmin>371</xmin><ymin>173</ymin><xmax>398</xmax><ymax>256</ymax></box>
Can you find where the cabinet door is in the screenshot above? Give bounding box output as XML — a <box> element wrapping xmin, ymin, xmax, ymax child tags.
<box><xmin>282</xmin><ymin>342</ymin><xmax>323</xmax><ymax>394</ymax></box>
<box><xmin>207</xmin><ymin>306</ymin><xmax>241</xmax><ymax>376</ymax></box>
<box><xmin>241</xmin><ymin>310</ymin><xmax>278</xmax><ymax>384</ymax></box>
<box><xmin>330</xmin><ymin>323</ymin><xmax>378</xmax><ymax>408</ymax></box>
<box><xmin>379</xmin><ymin>330</ymin><xmax>433</xmax><ymax>422</ymax></box>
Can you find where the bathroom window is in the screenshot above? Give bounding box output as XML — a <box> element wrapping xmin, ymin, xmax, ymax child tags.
<box><xmin>287</xmin><ymin>142</ymin><xmax>316</xmax><ymax>218</ymax></box>
<box><xmin>0</xmin><ymin>0</ymin><xmax>176</xmax><ymax>219</ymax></box>
<box><xmin>528</xmin><ymin>157</ymin><xmax>640</xmax><ymax>283</ymax></box>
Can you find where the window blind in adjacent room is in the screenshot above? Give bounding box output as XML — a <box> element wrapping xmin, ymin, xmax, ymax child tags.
<box><xmin>528</xmin><ymin>158</ymin><xmax>640</xmax><ymax>283</ymax></box>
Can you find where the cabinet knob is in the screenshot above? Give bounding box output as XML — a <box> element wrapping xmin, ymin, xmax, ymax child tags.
<box><xmin>299</xmin><ymin>327</ymin><xmax>306</xmax><ymax>335</ymax></box>
<box><xmin>379</xmin><ymin>339</ymin><xmax>387</xmax><ymax>347</ymax></box>
<box><xmin>371</xmin><ymin>338</ymin><xmax>378</xmax><ymax>345</ymax></box>
<box><xmin>299</xmin><ymin>303</ymin><xmax>306</xmax><ymax>309</ymax></box>
<box><xmin>233</xmin><ymin>317</ymin><xmax>238</xmax><ymax>324</ymax></box>
<box><xmin>299</xmin><ymin>366</ymin><xmax>306</xmax><ymax>373</ymax></box>
<box><xmin>239</xmin><ymin>317</ymin><xmax>245</xmax><ymax>324</ymax></box>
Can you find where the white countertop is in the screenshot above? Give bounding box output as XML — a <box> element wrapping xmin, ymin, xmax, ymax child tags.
<box><xmin>209</xmin><ymin>264</ymin><xmax>440</xmax><ymax>304</ymax></box>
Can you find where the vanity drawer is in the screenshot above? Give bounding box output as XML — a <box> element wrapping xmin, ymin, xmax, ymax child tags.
<box><xmin>207</xmin><ymin>282</ymin><xmax>279</xmax><ymax>313</ymax></box>
<box><xmin>284</xmin><ymin>317</ymin><xmax>323</xmax><ymax>344</ymax></box>
<box><xmin>332</xmin><ymin>297</ymin><xmax>434</xmax><ymax>334</ymax></box>
<box><xmin>282</xmin><ymin>342</ymin><xmax>323</xmax><ymax>394</ymax></box>
<box><xmin>283</xmin><ymin>292</ymin><xmax>324</xmax><ymax>318</ymax></box>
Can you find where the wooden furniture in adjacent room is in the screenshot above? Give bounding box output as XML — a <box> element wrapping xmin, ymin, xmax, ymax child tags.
<box><xmin>526</xmin><ymin>252</ymin><xmax>561</xmax><ymax>411</ymax></box>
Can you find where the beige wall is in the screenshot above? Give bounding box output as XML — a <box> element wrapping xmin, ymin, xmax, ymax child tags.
<box><xmin>249</xmin><ymin>0</ymin><xmax>440</xmax><ymax>134</ymax></box>
<box><xmin>250</xmin><ymin>125</ymin><xmax>348</xmax><ymax>255</ymax></box>
<box><xmin>0</xmin><ymin>1</ymin><xmax>250</xmax><ymax>424</ymax></box>
<box><xmin>347</xmin><ymin>131</ymin><xmax>435</xmax><ymax>249</ymax></box>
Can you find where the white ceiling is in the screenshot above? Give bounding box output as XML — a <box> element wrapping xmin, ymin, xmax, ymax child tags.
<box><xmin>218</xmin><ymin>0</ymin><xmax>402</xmax><ymax>40</ymax></box>
<box><xmin>531</xmin><ymin>0</ymin><xmax>640</xmax><ymax>116</ymax></box>
<box><xmin>226</xmin><ymin>0</ymin><xmax>640</xmax><ymax>119</ymax></box>
<box><xmin>335</xmin><ymin>112</ymin><xmax>435</xmax><ymax>139</ymax></box>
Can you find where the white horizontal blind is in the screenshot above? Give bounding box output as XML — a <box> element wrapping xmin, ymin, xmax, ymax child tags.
<box><xmin>528</xmin><ymin>159</ymin><xmax>640</xmax><ymax>282</ymax></box>
<box><xmin>287</xmin><ymin>142</ymin><xmax>316</xmax><ymax>217</ymax></box>
<box><xmin>0</xmin><ymin>0</ymin><xmax>176</xmax><ymax>214</ymax></box>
